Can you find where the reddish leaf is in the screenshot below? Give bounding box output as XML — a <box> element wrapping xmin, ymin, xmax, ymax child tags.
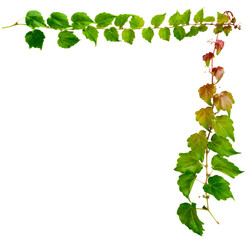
<box><xmin>198</xmin><ymin>84</ymin><xmax>216</xmax><ymax>105</ymax></box>
<box><xmin>213</xmin><ymin>91</ymin><xmax>235</xmax><ymax>115</ymax></box>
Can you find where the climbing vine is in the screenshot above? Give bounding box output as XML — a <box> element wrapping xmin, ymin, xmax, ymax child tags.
<box><xmin>2</xmin><ymin>9</ymin><xmax>243</xmax><ymax>237</ymax></box>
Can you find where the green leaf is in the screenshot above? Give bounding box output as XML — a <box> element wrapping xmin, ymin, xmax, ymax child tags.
<box><xmin>114</xmin><ymin>14</ymin><xmax>131</xmax><ymax>28</ymax></box>
<box><xmin>198</xmin><ymin>24</ymin><xmax>208</xmax><ymax>32</ymax></box>
<box><xmin>173</xmin><ymin>26</ymin><xmax>186</xmax><ymax>41</ymax></box>
<box><xmin>25</xmin><ymin>29</ymin><xmax>45</xmax><ymax>50</ymax></box>
<box><xmin>212</xmin><ymin>155</ymin><xmax>244</xmax><ymax>178</ymax></box>
<box><xmin>213</xmin><ymin>24</ymin><xmax>224</xmax><ymax>34</ymax></box>
<box><xmin>104</xmin><ymin>27</ymin><xmax>120</xmax><ymax>42</ymax></box>
<box><xmin>213</xmin><ymin>91</ymin><xmax>235</xmax><ymax>116</ymax></box>
<box><xmin>204</xmin><ymin>16</ymin><xmax>215</xmax><ymax>22</ymax></box>
<box><xmin>198</xmin><ymin>83</ymin><xmax>216</xmax><ymax>105</ymax></box>
<box><xmin>82</xmin><ymin>26</ymin><xmax>98</xmax><ymax>46</ymax></box>
<box><xmin>223</xmin><ymin>26</ymin><xmax>232</xmax><ymax>36</ymax></box>
<box><xmin>71</xmin><ymin>12</ymin><xmax>94</xmax><ymax>29</ymax></box>
<box><xmin>181</xmin><ymin>9</ymin><xmax>191</xmax><ymax>25</ymax></box>
<box><xmin>194</xmin><ymin>9</ymin><xmax>204</xmax><ymax>23</ymax></box>
<box><xmin>57</xmin><ymin>30</ymin><xmax>80</xmax><ymax>48</ymax></box>
<box><xmin>195</xmin><ymin>107</ymin><xmax>214</xmax><ymax>131</ymax></box>
<box><xmin>158</xmin><ymin>27</ymin><xmax>171</xmax><ymax>41</ymax></box>
<box><xmin>186</xmin><ymin>26</ymin><xmax>199</xmax><ymax>37</ymax></box>
<box><xmin>142</xmin><ymin>27</ymin><xmax>154</xmax><ymax>43</ymax></box>
<box><xmin>169</xmin><ymin>11</ymin><xmax>182</xmax><ymax>27</ymax></box>
<box><xmin>174</xmin><ymin>151</ymin><xmax>203</xmax><ymax>174</ymax></box>
<box><xmin>217</xmin><ymin>12</ymin><xmax>229</xmax><ymax>24</ymax></box>
<box><xmin>187</xmin><ymin>130</ymin><xmax>207</xmax><ymax>162</ymax></box>
<box><xmin>94</xmin><ymin>12</ymin><xmax>116</xmax><ymax>28</ymax></box>
<box><xmin>47</xmin><ymin>12</ymin><xmax>70</xmax><ymax>30</ymax></box>
<box><xmin>203</xmin><ymin>175</ymin><xmax>234</xmax><ymax>200</ymax></box>
<box><xmin>177</xmin><ymin>171</ymin><xmax>196</xmax><ymax>200</ymax></box>
<box><xmin>25</xmin><ymin>10</ymin><xmax>46</xmax><ymax>29</ymax></box>
<box><xmin>122</xmin><ymin>29</ymin><xmax>135</xmax><ymax>45</ymax></box>
<box><xmin>208</xmin><ymin>134</ymin><xmax>240</xmax><ymax>157</ymax></box>
<box><xmin>212</xmin><ymin>115</ymin><xmax>235</xmax><ymax>142</ymax></box>
<box><xmin>177</xmin><ymin>203</ymin><xmax>204</xmax><ymax>236</ymax></box>
<box><xmin>129</xmin><ymin>15</ymin><xmax>144</xmax><ymax>29</ymax></box>
<box><xmin>151</xmin><ymin>14</ymin><xmax>166</xmax><ymax>28</ymax></box>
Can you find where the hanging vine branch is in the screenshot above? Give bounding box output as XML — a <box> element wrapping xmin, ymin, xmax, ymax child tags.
<box><xmin>2</xmin><ymin>9</ymin><xmax>243</xmax><ymax>237</ymax></box>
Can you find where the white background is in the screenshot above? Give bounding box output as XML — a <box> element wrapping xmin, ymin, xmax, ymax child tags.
<box><xmin>0</xmin><ymin>0</ymin><xmax>246</xmax><ymax>239</ymax></box>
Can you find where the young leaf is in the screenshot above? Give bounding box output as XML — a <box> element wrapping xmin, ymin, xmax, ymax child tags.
<box><xmin>82</xmin><ymin>26</ymin><xmax>98</xmax><ymax>46</ymax></box>
<box><xmin>142</xmin><ymin>27</ymin><xmax>154</xmax><ymax>43</ymax></box>
<box><xmin>198</xmin><ymin>83</ymin><xmax>216</xmax><ymax>105</ymax></box>
<box><xmin>151</xmin><ymin>14</ymin><xmax>166</xmax><ymax>28</ymax></box>
<box><xmin>94</xmin><ymin>12</ymin><xmax>116</xmax><ymax>28</ymax></box>
<box><xmin>57</xmin><ymin>30</ymin><xmax>80</xmax><ymax>48</ymax></box>
<box><xmin>223</xmin><ymin>26</ymin><xmax>232</xmax><ymax>36</ymax></box>
<box><xmin>122</xmin><ymin>29</ymin><xmax>135</xmax><ymax>44</ymax></box>
<box><xmin>208</xmin><ymin>134</ymin><xmax>240</xmax><ymax>157</ymax></box>
<box><xmin>71</xmin><ymin>12</ymin><xmax>94</xmax><ymax>29</ymax></box>
<box><xmin>177</xmin><ymin>203</ymin><xmax>204</xmax><ymax>236</ymax></box>
<box><xmin>177</xmin><ymin>171</ymin><xmax>196</xmax><ymax>200</ymax></box>
<box><xmin>173</xmin><ymin>26</ymin><xmax>186</xmax><ymax>41</ymax></box>
<box><xmin>212</xmin><ymin>115</ymin><xmax>235</xmax><ymax>142</ymax></box>
<box><xmin>25</xmin><ymin>29</ymin><xmax>45</xmax><ymax>50</ymax></box>
<box><xmin>186</xmin><ymin>26</ymin><xmax>199</xmax><ymax>37</ymax></box>
<box><xmin>203</xmin><ymin>175</ymin><xmax>234</xmax><ymax>200</ymax></box>
<box><xmin>213</xmin><ymin>24</ymin><xmax>224</xmax><ymax>34</ymax></box>
<box><xmin>25</xmin><ymin>10</ymin><xmax>46</xmax><ymax>29</ymax></box>
<box><xmin>204</xmin><ymin>16</ymin><xmax>215</xmax><ymax>22</ymax></box>
<box><xmin>114</xmin><ymin>14</ymin><xmax>131</xmax><ymax>28</ymax></box>
<box><xmin>158</xmin><ymin>27</ymin><xmax>170</xmax><ymax>41</ymax></box>
<box><xmin>195</xmin><ymin>107</ymin><xmax>214</xmax><ymax>131</ymax></box>
<box><xmin>212</xmin><ymin>155</ymin><xmax>244</xmax><ymax>178</ymax></box>
<box><xmin>187</xmin><ymin>130</ymin><xmax>207</xmax><ymax>162</ymax></box>
<box><xmin>181</xmin><ymin>9</ymin><xmax>191</xmax><ymax>25</ymax></box>
<box><xmin>213</xmin><ymin>91</ymin><xmax>235</xmax><ymax>115</ymax></box>
<box><xmin>217</xmin><ymin>12</ymin><xmax>229</xmax><ymax>24</ymax></box>
<box><xmin>174</xmin><ymin>151</ymin><xmax>203</xmax><ymax>174</ymax></box>
<box><xmin>104</xmin><ymin>27</ymin><xmax>120</xmax><ymax>42</ymax></box>
<box><xmin>194</xmin><ymin>9</ymin><xmax>204</xmax><ymax>23</ymax></box>
<box><xmin>47</xmin><ymin>12</ymin><xmax>70</xmax><ymax>30</ymax></box>
<box><xmin>169</xmin><ymin>11</ymin><xmax>182</xmax><ymax>27</ymax></box>
<box><xmin>129</xmin><ymin>15</ymin><xmax>144</xmax><ymax>29</ymax></box>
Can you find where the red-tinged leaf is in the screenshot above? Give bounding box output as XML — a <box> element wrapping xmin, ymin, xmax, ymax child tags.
<box><xmin>213</xmin><ymin>91</ymin><xmax>235</xmax><ymax>115</ymax></box>
<box><xmin>195</xmin><ymin>107</ymin><xmax>214</xmax><ymax>130</ymax></box>
<box><xmin>198</xmin><ymin>84</ymin><xmax>216</xmax><ymax>105</ymax></box>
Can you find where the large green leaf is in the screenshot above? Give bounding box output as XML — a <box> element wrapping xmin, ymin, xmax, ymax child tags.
<box><xmin>82</xmin><ymin>26</ymin><xmax>99</xmax><ymax>46</ymax></box>
<box><xmin>47</xmin><ymin>12</ymin><xmax>70</xmax><ymax>30</ymax></box>
<box><xmin>195</xmin><ymin>107</ymin><xmax>214</xmax><ymax>131</ymax></box>
<box><xmin>187</xmin><ymin>130</ymin><xmax>207</xmax><ymax>162</ymax></box>
<box><xmin>213</xmin><ymin>91</ymin><xmax>235</xmax><ymax>116</ymax></box>
<box><xmin>25</xmin><ymin>29</ymin><xmax>45</xmax><ymax>50</ymax></box>
<box><xmin>177</xmin><ymin>203</ymin><xmax>204</xmax><ymax>236</ymax></box>
<box><xmin>57</xmin><ymin>30</ymin><xmax>80</xmax><ymax>48</ymax></box>
<box><xmin>212</xmin><ymin>115</ymin><xmax>235</xmax><ymax>142</ymax></box>
<box><xmin>158</xmin><ymin>27</ymin><xmax>170</xmax><ymax>41</ymax></box>
<box><xmin>114</xmin><ymin>14</ymin><xmax>131</xmax><ymax>28</ymax></box>
<box><xmin>208</xmin><ymin>134</ymin><xmax>240</xmax><ymax>157</ymax></box>
<box><xmin>174</xmin><ymin>151</ymin><xmax>203</xmax><ymax>174</ymax></box>
<box><xmin>71</xmin><ymin>12</ymin><xmax>94</xmax><ymax>29</ymax></box>
<box><xmin>104</xmin><ymin>27</ymin><xmax>120</xmax><ymax>42</ymax></box>
<box><xmin>151</xmin><ymin>14</ymin><xmax>166</xmax><ymax>28</ymax></box>
<box><xmin>203</xmin><ymin>175</ymin><xmax>234</xmax><ymax>200</ymax></box>
<box><xmin>173</xmin><ymin>26</ymin><xmax>186</xmax><ymax>41</ymax></box>
<box><xmin>198</xmin><ymin>83</ymin><xmax>216</xmax><ymax>105</ymax></box>
<box><xmin>142</xmin><ymin>27</ymin><xmax>154</xmax><ymax>43</ymax></box>
<box><xmin>129</xmin><ymin>15</ymin><xmax>144</xmax><ymax>29</ymax></box>
<box><xmin>194</xmin><ymin>9</ymin><xmax>204</xmax><ymax>23</ymax></box>
<box><xmin>181</xmin><ymin>9</ymin><xmax>191</xmax><ymax>25</ymax></box>
<box><xmin>25</xmin><ymin>10</ymin><xmax>46</xmax><ymax>29</ymax></box>
<box><xmin>177</xmin><ymin>171</ymin><xmax>196</xmax><ymax>200</ymax></box>
<box><xmin>122</xmin><ymin>29</ymin><xmax>135</xmax><ymax>44</ymax></box>
<box><xmin>169</xmin><ymin>11</ymin><xmax>182</xmax><ymax>27</ymax></box>
<box><xmin>211</xmin><ymin>155</ymin><xmax>243</xmax><ymax>178</ymax></box>
<box><xmin>94</xmin><ymin>12</ymin><xmax>116</xmax><ymax>28</ymax></box>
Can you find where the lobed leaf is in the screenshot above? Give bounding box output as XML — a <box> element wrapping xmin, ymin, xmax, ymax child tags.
<box><xmin>217</xmin><ymin>12</ymin><xmax>229</xmax><ymax>24</ymax></box>
<box><xmin>57</xmin><ymin>30</ymin><xmax>80</xmax><ymax>48</ymax></box>
<box><xmin>104</xmin><ymin>27</ymin><xmax>120</xmax><ymax>42</ymax></box>
<box><xmin>71</xmin><ymin>12</ymin><xmax>94</xmax><ymax>29</ymax></box>
<box><xmin>142</xmin><ymin>27</ymin><xmax>154</xmax><ymax>43</ymax></box>
<box><xmin>173</xmin><ymin>26</ymin><xmax>186</xmax><ymax>41</ymax></box>
<box><xmin>82</xmin><ymin>26</ymin><xmax>98</xmax><ymax>46</ymax></box>
<box><xmin>129</xmin><ymin>15</ymin><xmax>144</xmax><ymax>29</ymax></box>
<box><xmin>25</xmin><ymin>29</ymin><xmax>45</xmax><ymax>50</ymax></box>
<box><xmin>122</xmin><ymin>29</ymin><xmax>135</xmax><ymax>44</ymax></box>
<box><xmin>47</xmin><ymin>12</ymin><xmax>70</xmax><ymax>30</ymax></box>
<box><xmin>94</xmin><ymin>12</ymin><xmax>116</xmax><ymax>28</ymax></box>
<box><xmin>194</xmin><ymin>9</ymin><xmax>204</xmax><ymax>23</ymax></box>
<box><xmin>223</xmin><ymin>26</ymin><xmax>232</xmax><ymax>36</ymax></box>
<box><xmin>195</xmin><ymin>107</ymin><xmax>214</xmax><ymax>131</ymax></box>
<box><xmin>213</xmin><ymin>91</ymin><xmax>235</xmax><ymax>115</ymax></box>
<box><xmin>158</xmin><ymin>27</ymin><xmax>170</xmax><ymax>41</ymax></box>
<box><xmin>114</xmin><ymin>14</ymin><xmax>131</xmax><ymax>28</ymax></box>
<box><xmin>151</xmin><ymin>14</ymin><xmax>166</xmax><ymax>28</ymax></box>
<box><xmin>198</xmin><ymin>83</ymin><xmax>216</xmax><ymax>105</ymax></box>
<box><xmin>177</xmin><ymin>171</ymin><xmax>196</xmax><ymax>200</ymax></box>
<box><xmin>25</xmin><ymin>10</ymin><xmax>46</xmax><ymax>29</ymax></box>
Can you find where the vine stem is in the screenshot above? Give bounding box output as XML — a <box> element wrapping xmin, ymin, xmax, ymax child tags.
<box><xmin>207</xmin><ymin>209</ymin><xmax>220</xmax><ymax>224</ymax></box>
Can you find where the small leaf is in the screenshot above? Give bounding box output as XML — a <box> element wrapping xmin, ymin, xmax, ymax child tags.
<box><xmin>158</xmin><ymin>27</ymin><xmax>170</xmax><ymax>41</ymax></box>
<box><xmin>208</xmin><ymin>134</ymin><xmax>240</xmax><ymax>157</ymax></box>
<box><xmin>25</xmin><ymin>10</ymin><xmax>46</xmax><ymax>29</ymax></box>
<box><xmin>177</xmin><ymin>203</ymin><xmax>204</xmax><ymax>236</ymax></box>
<box><xmin>203</xmin><ymin>175</ymin><xmax>234</xmax><ymax>200</ymax></box>
<box><xmin>212</xmin><ymin>115</ymin><xmax>235</xmax><ymax>142</ymax></box>
<box><xmin>213</xmin><ymin>91</ymin><xmax>235</xmax><ymax>115</ymax></box>
<box><xmin>186</xmin><ymin>26</ymin><xmax>199</xmax><ymax>37</ymax></box>
<box><xmin>25</xmin><ymin>29</ymin><xmax>45</xmax><ymax>50</ymax></box>
<box><xmin>94</xmin><ymin>12</ymin><xmax>116</xmax><ymax>28</ymax></box>
<box><xmin>213</xmin><ymin>24</ymin><xmax>224</xmax><ymax>34</ymax></box>
<box><xmin>57</xmin><ymin>30</ymin><xmax>80</xmax><ymax>48</ymax></box>
<box><xmin>177</xmin><ymin>171</ymin><xmax>196</xmax><ymax>199</ymax></box>
<box><xmin>187</xmin><ymin>130</ymin><xmax>207</xmax><ymax>162</ymax></box>
<box><xmin>142</xmin><ymin>27</ymin><xmax>154</xmax><ymax>43</ymax></box>
<box><xmin>169</xmin><ymin>11</ymin><xmax>182</xmax><ymax>27</ymax></box>
<box><xmin>47</xmin><ymin>12</ymin><xmax>70</xmax><ymax>30</ymax></box>
<box><xmin>129</xmin><ymin>15</ymin><xmax>144</xmax><ymax>29</ymax></box>
<box><xmin>82</xmin><ymin>26</ymin><xmax>98</xmax><ymax>46</ymax></box>
<box><xmin>71</xmin><ymin>12</ymin><xmax>94</xmax><ymax>29</ymax></box>
<box><xmin>114</xmin><ymin>14</ymin><xmax>131</xmax><ymax>28</ymax></box>
<box><xmin>203</xmin><ymin>16</ymin><xmax>215</xmax><ymax>22</ymax></box>
<box><xmin>195</xmin><ymin>107</ymin><xmax>214</xmax><ymax>130</ymax></box>
<box><xmin>212</xmin><ymin>155</ymin><xmax>244</xmax><ymax>178</ymax></box>
<box><xmin>122</xmin><ymin>29</ymin><xmax>135</xmax><ymax>44</ymax></box>
<box><xmin>104</xmin><ymin>27</ymin><xmax>120</xmax><ymax>42</ymax></box>
<box><xmin>198</xmin><ymin>83</ymin><xmax>216</xmax><ymax>105</ymax></box>
<box><xmin>223</xmin><ymin>26</ymin><xmax>232</xmax><ymax>36</ymax></box>
<box><xmin>194</xmin><ymin>9</ymin><xmax>204</xmax><ymax>23</ymax></box>
<box><xmin>173</xmin><ymin>26</ymin><xmax>186</xmax><ymax>41</ymax></box>
<box><xmin>174</xmin><ymin>151</ymin><xmax>203</xmax><ymax>174</ymax></box>
<box><xmin>198</xmin><ymin>24</ymin><xmax>208</xmax><ymax>32</ymax></box>
<box><xmin>151</xmin><ymin>14</ymin><xmax>166</xmax><ymax>28</ymax></box>
<box><xmin>181</xmin><ymin>9</ymin><xmax>191</xmax><ymax>25</ymax></box>
<box><xmin>217</xmin><ymin>12</ymin><xmax>229</xmax><ymax>24</ymax></box>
